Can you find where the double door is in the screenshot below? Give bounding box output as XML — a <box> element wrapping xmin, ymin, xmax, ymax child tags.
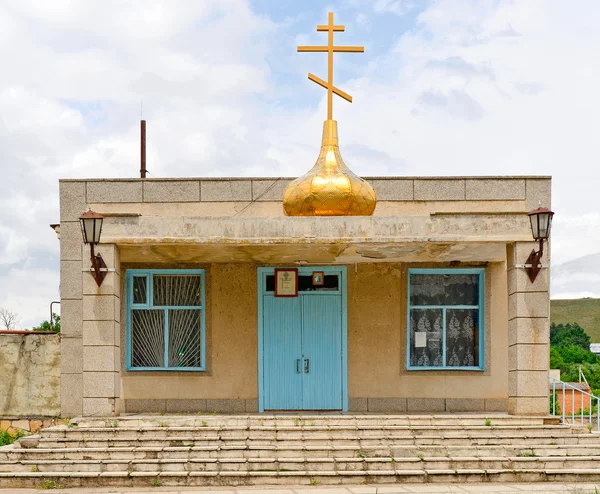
<box><xmin>260</xmin><ymin>268</ymin><xmax>345</xmax><ymax>411</ymax></box>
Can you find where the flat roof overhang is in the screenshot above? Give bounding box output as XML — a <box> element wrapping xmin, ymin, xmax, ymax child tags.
<box><xmin>101</xmin><ymin>214</ymin><xmax>532</xmax><ymax>264</ymax></box>
<box><xmin>117</xmin><ymin>242</ymin><xmax>506</xmax><ymax>264</ymax></box>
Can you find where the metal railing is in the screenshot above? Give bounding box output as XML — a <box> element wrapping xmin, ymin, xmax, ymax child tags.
<box><xmin>550</xmin><ymin>376</ymin><xmax>599</xmax><ymax>430</ymax></box>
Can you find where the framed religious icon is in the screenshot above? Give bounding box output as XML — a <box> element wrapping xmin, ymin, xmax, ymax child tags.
<box><xmin>312</xmin><ymin>271</ymin><xmax>325</xmax><ymax>286</ymax></box>
<box><xmin>275</xmin><ymin>268</ymin><xmax>298</xmax><ymax>297</ymax></box>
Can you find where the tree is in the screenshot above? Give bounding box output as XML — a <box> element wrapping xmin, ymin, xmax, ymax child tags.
<box><xmin>549</xmin><ymin>346</ymin><xmax>564</xmax><ymax>369</ymax></box>
<box><xmin>31</xmin><ymin>313</ymin><xmax>61</xmax><ymax>333</ymax></box>
<box><xmin>558</xmin><ymin>343</ymin><xmax>598</xmax><ymax>364</ymax></box>
<box><xmin>550</xmin><ymin>322</ymin><xmax>591</xmax><ymax>351</ymax></box>
<box><xmin>0</xmin><ymin>308</ymin><xmax>20</xmax><ymax>330</ymax></box>
<box><xmin>550</xmin><ymin>322</ymin><xmax>600</xmax><ymax>395</ymax></box>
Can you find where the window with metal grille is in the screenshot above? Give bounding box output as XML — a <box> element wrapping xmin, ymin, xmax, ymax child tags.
<box><xmin>407</xmin><ymin>268</ymin><xmax>484</xmax><ymax>371</ymax></box>
<box><xmin>126</xmin><ymin>270</ymin><xmax>205</xmax><ymax>371</ymax></box>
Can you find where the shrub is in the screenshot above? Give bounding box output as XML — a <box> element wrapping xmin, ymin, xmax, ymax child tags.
<box><xmin>0</xmin><ymin>429</ymin><xmax>27</xmax><ymax>446</ymax></box>
<box><xmin>31</xmin><ymin>313</ymin><xmax>60</xmax><ymax>332</ymax></box>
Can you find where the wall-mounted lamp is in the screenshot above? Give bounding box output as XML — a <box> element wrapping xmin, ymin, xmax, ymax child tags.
<box><xmin>79</xmin><ymin>210</ymin><xmax>106</xmax><ymax>287</ymax></box>
<box><xmin>524</xmin><ymin>205</ymin><xmax>554</xmax><ymax>283</ymax></box>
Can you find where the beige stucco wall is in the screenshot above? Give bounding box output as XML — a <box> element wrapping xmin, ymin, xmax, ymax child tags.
<box><xmin>59</xmin><ymin>176</ymin><xmax>549</xmax><ymax>415</ymax></box>
<box><xmin>0</xmin><ymin>333</ymin><xmax>60</xmax><ymax>416</ymax></box>
<box><xmin>120</xmin><ymin>264</ymin><xmax>259</xmax><ymax>404</ymax></box>
<box><xmin>347</xmin><ymin>262</ymin><xmax>508</xmax><ymax>402</ymax></box>
<box><xmin>119</xmin><ymin>261</ymin><xmax>508</xmax><ymax>408</ymax></box>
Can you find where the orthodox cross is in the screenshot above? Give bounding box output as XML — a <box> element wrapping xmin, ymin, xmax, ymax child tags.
<box><xmin>298</xmin><ymin>12</ymin><xmax>364</xmax><ymax>120</ymax></box>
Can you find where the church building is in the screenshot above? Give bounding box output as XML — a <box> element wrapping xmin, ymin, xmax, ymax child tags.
<box><xmin>58</xmin><ymin>13</ymin><xmax>552</xmax><ymax>418</ymax></box>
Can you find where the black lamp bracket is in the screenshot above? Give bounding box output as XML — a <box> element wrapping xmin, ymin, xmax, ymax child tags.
<box><xmin>523</xmin><ymin>238</ymin><xmax>545</xmax><ymax>283</ymax></box>
<box><xmin>89</xmin><ymin>244</ymin><xmax>107</xmax><ymax>287</ymax></box>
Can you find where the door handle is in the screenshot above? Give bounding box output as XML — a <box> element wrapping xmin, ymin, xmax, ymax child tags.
<box><xmin>296</xmin><ymin>359</ymin><xmax>301</xmax><ymax>373</ymax></box>
<box><xmin>304</xmin><ymin>358</ymin><xmax>310</xmax><ymax>374</ymax></box>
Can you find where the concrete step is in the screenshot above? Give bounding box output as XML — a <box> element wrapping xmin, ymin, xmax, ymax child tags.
<box><xmin>3</xmin><ymin>467</ymin><xmax>600</xmax><ymax>489</ymax></box>
<box><xmin>5</xmin><ymin>442</ymin><xmax>600</xmax><ymax>461</ymax></box>
<box><xmin>40</xmin><ymin>424</ymin><xmax>582</xmax><ymax>440</ymax></box>
<box><xmin>4</xmin><ymin>455</ymin><xmax>600</xmax><ymax>473</ymax></box>
<box><xmin>74</xmin><ymin>414</ymin><xmax>559</xmax><ymax>429</ymax></box>
<box><xmin>33</xmin><ymin>433</ymin><xmax>600</xmax><ymax>449</ymax></box>
<box><xmin>2</xmin><ymin>415</ymin><xmax>592</xmax><ymax>488</ymax></box>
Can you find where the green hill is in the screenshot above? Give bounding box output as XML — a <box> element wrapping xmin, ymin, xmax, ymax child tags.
<box><xmin>551</xmin><ymin>298</ymin><xmax>600</xmax><ymax>343</ymax></box>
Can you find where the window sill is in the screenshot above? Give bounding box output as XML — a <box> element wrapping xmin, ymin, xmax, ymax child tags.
<box><xmin>406</xmin><ymin>366</ymin><xmax>484</xmax><ymax>371</ymax></box>
<box><xmin>126</xmin><ymin>367</ymin><xmax>206</xmax><ymax>372</ymax></box>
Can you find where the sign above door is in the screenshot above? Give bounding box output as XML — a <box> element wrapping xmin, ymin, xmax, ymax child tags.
<box><xmin>274</xmin><ymin>268</ymin><xmax>298</xmax><ymax>297</ymax></box>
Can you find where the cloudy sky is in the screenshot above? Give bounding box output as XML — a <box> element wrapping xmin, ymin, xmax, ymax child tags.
<box><xmin>1</xmin><ymin>0</ymin><xmax>599</xmax><ymax>328</ymax></box>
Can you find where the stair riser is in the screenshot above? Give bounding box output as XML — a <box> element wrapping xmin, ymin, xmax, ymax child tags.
<box><xmin>8</xmin><ymin>445</ymin><xmax>600</xmax><ymax>462</ymax></box>
<box><xmin>3</xmin><ymin>471</ymin><xmax>600</xmax><ymax>489</ymax></box>
<box><xmin>76</xmin><ymin>418</ymin><xmax>555</xmax><ymax>428</ymax></box>
<box><xmin>42</xmin><ymin>427</ymin><xmax>578</xmax><ymax>440</ymax></box>
<box><xmin>4</xmin><ymin>457</ymin><xmax>600</xmax><ymax>473</ymax></box>
<box><xmin>36</xmin><ymin>436</ymin><xmax>600</xmax><ymax>449</ymax></box>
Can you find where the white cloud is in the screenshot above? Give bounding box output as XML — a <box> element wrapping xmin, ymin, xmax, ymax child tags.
<box><xmin>0</xmin><ymin>266</ymin><xmax>60</xmax><ymax>329</ymax></box>
<box><xmin>0</xmin><ymin>0</ymin><xmax>276</xmax><ymax>326</ymax></box>
<box><xmin>551</xmin><ymin>213</ymin><xmax>600</xmax><ymax>266</ymax></box>
<box><xmin>551</xmin><ymin>252</ymin><xmax>600</xmax><ymax>300</ymax></box>
<box><xmin>0</xmin><ymin>226</ymin><xmax>29</xmax><ymax>266</ymax></box>
<box><xmin>1</xmin><ymin>0</ymin><xmax>599</xmax><ymax>327</ymax></box>
<box><xmin>373</xmin><ymin>0</ymin><xmax>414</xmax><ymax>16</ymax></box>
<box><xmin>335</xmin><ymin>1</ymin><xmax>599</xmax><ymax>216</ymax></box>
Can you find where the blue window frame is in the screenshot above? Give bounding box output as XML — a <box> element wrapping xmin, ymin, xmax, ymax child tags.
<box><xmin>407</xmin><ymin>268</ymin><xmax>484</xmax><ymax>371</ymax></box>
<box><xmin>126</xmin><ymin>269</ymin><xmax>206</xmax><ymax>371</ymax></box>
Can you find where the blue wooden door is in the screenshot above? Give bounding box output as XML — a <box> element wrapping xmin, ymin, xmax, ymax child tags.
<box><xmin>261</xmin><ymin>268</ymin><xmax>345</xmax><ymax>411</ymax></box>
<box><xmin>302</xmin><ymin>295</ymin><xmax>343</xmax><ymax>410</ymax></box>
<box><xmin>262</xmin><ymin>296</ymin><xmax>303</xmax><ymax>410</ymax></box>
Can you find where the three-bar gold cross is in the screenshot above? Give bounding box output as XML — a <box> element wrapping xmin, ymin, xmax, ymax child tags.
<box><xmin>298</xmin><ymin>12</ymin><xmax>364</xmax><ymax>120</ymax></box>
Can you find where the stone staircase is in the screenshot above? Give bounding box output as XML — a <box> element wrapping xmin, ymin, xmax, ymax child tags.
<box><xmin>1</xmin><ymin>414</ymin><xmax>600</xmax><ymax>488</ymax></box>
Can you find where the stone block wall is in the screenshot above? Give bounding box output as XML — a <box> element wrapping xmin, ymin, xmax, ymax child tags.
<box><xmin>60</xmin><ymin>181</ymin><xmax>122</xmax><ymax>417</ymax></box>
<box><xmin>59</xmin><ymin>180</ymin><xmax>85</xmax><ymax>417</ymax></box>
<box><xmin>75</xmin><ymin>176</ymin><xmax>546</xmax><ymax>205</ymax></box>
<box><xmin>0</xmin><ymin>332</ymin><xmax>60</xmax><ymax>416</ymax></box>
<box><xmin>507</xmin><ymin>242</ymin><xmax>551</xmax><ymax>415</ymax></box>
<box><xmin>0</xmin><ymin>417</ymin><xmax>66</xmax><ymax>434</ymax></box>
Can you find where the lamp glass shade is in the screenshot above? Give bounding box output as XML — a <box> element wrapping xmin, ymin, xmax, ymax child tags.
<box><xmin>529</xmin><ymin>214</ymin><xmax>539</xmax><ymax>239</ymax></box>
<box><xmin>528</xmin><ymin>207</ymin><xmax>554</xmax><ymax>241</ymax></box>
<box><xmin>538</xmin><ymin>212</ymin><xmax>551</xmax><ymax>238</ymax></box>
<box><xmin>80</xmin><ymin>213</ymin><xmax>103</xmax><ymax>245</ymax></box>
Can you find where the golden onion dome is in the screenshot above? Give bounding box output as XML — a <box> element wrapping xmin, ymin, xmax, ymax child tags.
<box><xmin>283</xmin><ymin>120</ymin><xmax>376</xmax><ymax>216</ymax></box>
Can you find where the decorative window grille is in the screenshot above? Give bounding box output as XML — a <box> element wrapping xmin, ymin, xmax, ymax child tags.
<box><xmin>127</xmin><ymin>270</ymin><xmax>205</xmax><ymax>371</ymax></box>
<box><xmin>407</xmin><ymin>268</ymin><xmax>484</xmax><ymax>370</ymax></box>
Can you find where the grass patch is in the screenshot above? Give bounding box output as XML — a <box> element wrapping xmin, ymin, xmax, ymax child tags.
<box><xmin>0</xmin><ymin>429</ymin><xmax>27</xmax><ymax>446</ymax></box>
<box><xmin>517</xmin><ymin>449</ymin><xmax>537</xmax><ymax>457</ymax></box>
<box><xmin>39</xmin><ymin>480</ymin><xmax>63</xmax><ymax>490</ymax></box>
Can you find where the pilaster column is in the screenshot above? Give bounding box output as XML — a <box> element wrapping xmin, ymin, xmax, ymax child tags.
<box><xmin>59</xmin><ymin>181</ymin><xmax>86</xmax><ymax>417</ymax></box>
<box><xmin>507</xmin><ymin>241</ymin><xmax>550</xmax><ymax>415</ymax></box>
<box><xmin>81</xmin><ymin>244</ymin><xmax>121</xmax><ymax>416</ymax></box>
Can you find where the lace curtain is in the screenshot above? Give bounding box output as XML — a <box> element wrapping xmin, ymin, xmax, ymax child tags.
<box><xmin>410</xmin><ymin>274</ymin><xmax>479</xmax><ymax>306</ymax></box>
<box><xmin>409</xmin><ymin>273</ymin><xmax>480</xmax><ymax>368</ymax></box>
<box><xmin>410</xmin><ymin>309</ymin><xmax>443</xmax><ymax>367</ymax></box>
